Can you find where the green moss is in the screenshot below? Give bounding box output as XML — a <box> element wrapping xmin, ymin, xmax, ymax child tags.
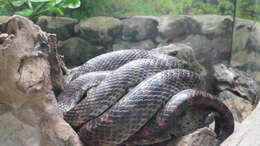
<box><xmin>180</xmin><ymin>60</ymin><xmax>190</xmax><ymax>69</ymax></box>
<box><xmin>179</xmin><ymin>60</ymin><xmax>205</xmax><ymax>74</ymax></box>
<box><xmin>193</xmin><ymin>65</ymin><xmax>205</xmax><ymax>74</ymax></box>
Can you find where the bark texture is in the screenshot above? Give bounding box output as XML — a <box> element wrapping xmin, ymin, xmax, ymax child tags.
<box><xmin>0</xmin><ymin>16</ymin><xmax>81</xmax><ymax>146</ymax></box>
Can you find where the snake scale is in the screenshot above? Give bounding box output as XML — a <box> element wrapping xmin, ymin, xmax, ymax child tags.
<box><xmin>57</xmin><ymin>49</ymin><xmax>234</xmax><ymax>146</ymax></box>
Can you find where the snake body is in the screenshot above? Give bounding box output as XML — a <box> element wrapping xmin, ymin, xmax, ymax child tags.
<box><xmin>58</xmin><ymin>71</ymin><xmax>110</xmax><ymax>112</ymax></box>
<box><xmin>57</xmin><ymin>49</ymin><xmax>234</xmax><ymax>146</ymax></box>
<box><xmin>78</xmin><ymin>69</ymin><xmax>200</xmax><ymax>145</ymax></box>
<box><xmin>64</xmin><ymin>58</ymin><xmax>185</xmax><ymax>127</ymax></box>
<box><xmin>71</xmin><ymin>49</ymin><xmax>180</xmax><ymax>80</ymax></box>
<box><xmin>124</xmin><ymin>89</ymin><xmax>234</xmax><ymax>145</ymax></box>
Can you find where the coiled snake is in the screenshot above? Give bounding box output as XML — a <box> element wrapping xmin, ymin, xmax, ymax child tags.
<box><xmin>57</xmin><ymin>49</ymin><xmax>234</xmax><ymax>146</ymax></box>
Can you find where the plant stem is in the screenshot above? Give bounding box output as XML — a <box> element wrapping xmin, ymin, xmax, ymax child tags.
<box><xmin>7</xmin><ymin>0</ymin><xmax>17</xmax><ymax>13</ymax></box>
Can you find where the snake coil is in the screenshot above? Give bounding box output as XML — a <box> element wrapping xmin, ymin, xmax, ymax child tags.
<box><xmin>57</xmin><ymin>49</ymin><xmax>234</xmax><ymax>146</ymax></box>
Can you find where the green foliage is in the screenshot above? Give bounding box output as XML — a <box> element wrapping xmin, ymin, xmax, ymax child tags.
<box><xmin>64</xmin><ymin>0</ymin><xmax>110</xmax><ymax>19</ymax></box>
<box><xmin>0</xmin><ymin>8</ymin><xmax>9</xmax><ymax>15</ymax></box>
<box><xmin>236</xmin><ymin>0</ymin><xmax>260</xmax><ymax>20</ymax></box>
<box><xmin>0</xmin><ymin>0</ymin><xmax>81</xmax><ymax>20</ymax></box>
<box><xmin>0</xmin><ymin>0</ymin><xmax>259</xmax><ymax>22</ymax></box>
<box><xmin>68</xmin><ymin>0</ymin><xmax>259</xmax><ymax>22</ymax></box>
<box><xmin>76</xmin><ymin>0</ymin><xmax>235</xmax><ymax>16</ymax></box>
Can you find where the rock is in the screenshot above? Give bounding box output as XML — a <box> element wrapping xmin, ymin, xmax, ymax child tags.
<box><xmin>180</xmin><ymin>34</ymin><xmax>231</xmax><ymax>70</ymax></box>
<box><xmin>58</xmin><ymin>37</ymin><xmax>104</xmax><ymax>68</ymax></box>
<box><xmin>112</xmin><ymin>39</ymin><xmax>156</xmax><ymax>51</ymax></box>
<box><xmin>130</xmin><ymin>128</ymin><xmax>218</xmax><ymax>146</ymax></box>
<box><xmin>252</xmin><ymin>72</ymin><xmax>260</xmax><ymax>83</ymax></box>
<box><xmin>249</xmin><ymin>22</ymin><xmax>260</xmax><ymax>53</ymax></box>
<box><xmin>158</xmin><ymin>15</ymin><xmax>201</xmax><ymax>41</ymax></box>
<box><xmin>132</xmin><ymin>15</ymin><xmax>160</xmax><ymax>22</ymax></box>
<box><xmin>0</xmin><ymin>16</ymin><xmax>10</xmax><ymax>25</ymax></box>
<box><xmin>0</xmin><ymin>103</ymin><xmax>11</xmax><ymax>116</ymax></box>
<box><xmin>221</xmin><ymin>99</ymin><xmax>260</xmax><ymax>146</ymax></box>
<box><xmin>121</xmin><ymin>17</ymin><xmax>158</xmax><ymax>41</ymax></box>
<box><xmin>0</xmin><ymin>113</ymin><xmax>39</xmax><ymax>146</ymax></box>
<box><xmin>0</xmin><ymin>33</ymin><xmax>9</xmax><ymax>44</ymax></box>
<box><xmin>218</xmin><ymin>91</ymin><xmax>254</xmax><ymax>122</ymax></box>
<box><xmin>74</xmin><ymin>16</ymin><xmax>122</xmax><ymax>45</ymax></box>
<box><xmin>192</xmin><ymin>15</ymin><xmax>233</xmax><ymax>38</ymax></box>
<box><xmin>166</xmin><ymin>128</ymin><xmax>218</xmax><ymax>146</ymax></box>
<box><xmin>150</xmin><ymin>43</ymin><xmax>210</xmax><ymax>91</ymax></box>
<box><xmin>151</xmin><ymin>43</ymin><xmax>200</xmax><ymax>67</ymax></box>
<box><xmin>186</xmin><ymin>15</ymin><xmax>232</xmax><ymax>70</ymax></box>
<box><xmin>235</xmin><ymin>48</ymin><xmax>260</xmax><ymax>76</ymax></box>
<box><xmin>0</xmin><ymin>16</ymin><xmax>10</xmax><ymax>32</ymax></box>
<box><xmin>213</xmin><ymin>64</ymin><xmax>259</xmax><ymax>105</ymax></box>
<box><xmin>111</xmin><ymin>15</ymin><xmax>234</xmax><ymax>73</ymax></box>
<box><xmin>36</xmin><ymin>16</ymin><xmax>78</xmax><ymax>41</ymax></box>
<box><xmin>232</xmin><ymin>19</ymin><xmax>254</xmax><ymax>53</ymax></box>
<box><xmin>231</xmin><ymin>20</ymin><xmax>260</xmax><ymax>81</ymax></box>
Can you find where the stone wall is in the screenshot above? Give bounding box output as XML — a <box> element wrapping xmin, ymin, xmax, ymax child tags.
<box><xmin>31</xmin><ymin>15</ymin><xmax>260</xmax><ymax>82</ymax></box>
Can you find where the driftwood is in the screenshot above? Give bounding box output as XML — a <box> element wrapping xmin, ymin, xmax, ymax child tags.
<box><xmin>0</xmin><ymin>16</ymin><xmax>81</xmax><ymax>146</ymax></box>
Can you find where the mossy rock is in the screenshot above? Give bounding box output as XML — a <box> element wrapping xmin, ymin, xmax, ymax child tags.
<box><xmin>37</xmin><ymin>16</ymin><xmax>78</xmax><ymax>41</ymax></box>
<box><xmin>74</xmin><ymin>16</ymin><xmax>122</xmax><ymax>45</ymax></box>
<box><xmin>158</xmin><ymin>15</ymin><xmax>201</xmax><ymax>41</ymax></box>
<box><xmin>58</xmin><ymin>37</ymin><xmax>104</xmax><ymax>68</ymax></box>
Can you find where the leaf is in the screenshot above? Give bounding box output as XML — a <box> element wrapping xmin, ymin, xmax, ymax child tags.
<box><xmin>30</xmin><ymin>0</ymin><xmax>51</xmax><ymax>2</ymax></box>
<box><xmin>48</xmin><ymin>6</ymin><xmax>64</xmax><ymax>15</ymax></box>
<box><xmin>0</xmin><ymin>8</ymin><xmax>9</xmax><ymax>15</ymax></box>
<box><xmin>15</xmin><ymin>9</ymin><xmax>33</xmax><ymax>17</ymax></box>
<box><xmin>0</xmin><ymin>0</ymin><xmax>8</xmax><ymax>5</ymax></box>
<box><xmin>11</xmin><ymin>0</ymin><xmax>27</xmax><ymax>7</ymax></box>
<box><xmin>62</xmin><ymin>0</ymin><xmax>81</xmax><ymax>9</ymax></box>
<box><xmin>70</xmin><ymin>10</ymin><xmax>85</xmax><ymax>20</ymax></box>
<box><xmin>27</xmin><ymin>0</ymin><xmax>33</xmax><ymax>9</ymax></box>
<box><xmin>34</xmin><ymin>2</ymin><xmax>47</xmax><ymax>12</ymax></box>
<box><xmin>54</xmin><ymin>0</ymin><xmax>63</xmax><ymax>4</ymax></box>
<box><xmin>48</xmin><ymin>0</ymin><xmax>62</xmax><ymax>6</ymax></box>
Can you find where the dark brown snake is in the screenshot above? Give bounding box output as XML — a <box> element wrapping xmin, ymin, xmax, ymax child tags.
<box><xmin>57</xmin><ymin>49</ymin><xmax>234</xmax><ymax>146</ymax></box>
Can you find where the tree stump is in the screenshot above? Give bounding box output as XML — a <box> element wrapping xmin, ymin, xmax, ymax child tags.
<box><xmin>0</xmin><ymin>16</ymin><xmax>81</xmax><ymax>146</ymax></box>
